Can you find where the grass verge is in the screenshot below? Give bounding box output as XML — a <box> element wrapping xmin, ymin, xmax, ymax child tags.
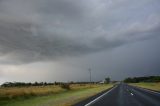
<box><xmin>129</xmin><ymin>82</ymin><xmax>160</xmax><ymax>91</ymax></box>
<box><xmin>0</xmin><ymin>84</ymin><xmax>113</xmax><ymax>106</ymax></box>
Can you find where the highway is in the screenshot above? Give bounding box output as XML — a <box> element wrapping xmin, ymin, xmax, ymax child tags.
<box><xmin>75</xmin><ymin>83</ymin><xmax>160</xmax><ymax>106</ymax></box>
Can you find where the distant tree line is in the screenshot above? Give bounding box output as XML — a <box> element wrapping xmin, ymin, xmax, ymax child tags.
<box><xmin>0</xmin><ymin>81</ymin><xmax>100</xmax><ymax>87</ymax></box>
<box><xmin>124</xmin><ymin>76</ymin><xmax>160</xmax><ymax>83</ymax></box>
<box><xmin>0</xmin><ymin>82</ymin><xmax>55</xmax><ymax>87</ymax></box>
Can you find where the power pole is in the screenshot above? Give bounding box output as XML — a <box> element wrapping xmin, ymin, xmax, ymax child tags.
<box><xmin>88</xmin><ymin>68</ymin><xmax>91</xmax><ymax>87</ymax></box>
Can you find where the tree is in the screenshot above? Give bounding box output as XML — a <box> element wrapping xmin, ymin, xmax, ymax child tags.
<box><xmin>124</xmin><ymin>76</ymin><xmax>160</xmax><ymax>83</ymax></box>
<box><xmin>105</xmin><ymin>77</ymin><xmax>110</xmax><ymax>84</ymax></box>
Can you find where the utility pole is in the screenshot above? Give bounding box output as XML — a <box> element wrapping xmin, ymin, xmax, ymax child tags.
<box><xmin>88</xmin><ymin>68</ymin><xmax>91</xmax><ymax>87</ymax></box>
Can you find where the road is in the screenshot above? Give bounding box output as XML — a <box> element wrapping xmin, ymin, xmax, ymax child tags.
<box><xmin>75</xmin><ymin>83</ymin><xmax>160</xmax><ymax>106</ymax></box>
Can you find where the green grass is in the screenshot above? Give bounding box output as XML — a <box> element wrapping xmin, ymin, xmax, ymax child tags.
<box><xmin>0</xmin><ymin>84</ymin><xmax>113</xmax><ymax>106</ymax></box>
<box><xmin>129</xmin><ymin>82</ymin><xmax>160</xmax><ymax>91</ymax></box>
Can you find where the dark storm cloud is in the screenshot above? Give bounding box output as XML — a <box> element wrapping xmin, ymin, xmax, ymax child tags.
<box><xmin>0</xmin><ymin>0</ymin><xmax>160</xmax><ymax>64</ymax></box>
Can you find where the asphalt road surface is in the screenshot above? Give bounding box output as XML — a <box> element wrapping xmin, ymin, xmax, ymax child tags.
<box><xmin>75</xmin><ymin>83</ymin><xmax>160</xmax><ymax>106</ymax></box>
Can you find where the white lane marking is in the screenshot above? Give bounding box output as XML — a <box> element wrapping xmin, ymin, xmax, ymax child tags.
<box><xmin>133</xmin><ymin>86</ymin><xmax>160</xmax><ymax>95</ymax></box>
<box><xmin>130</xmin><ymin>92</ymin><xmax>134</xmax><ymax>96</ymax></box>
<box><xmin>126</xmin><ymin>87</ymin><xmax>134</xmax><ymax>96</ymax></box>
<box><xmin>85</xmin><ymin>86</ymin><xmax>117</xmax><ymax>106</ymax></box>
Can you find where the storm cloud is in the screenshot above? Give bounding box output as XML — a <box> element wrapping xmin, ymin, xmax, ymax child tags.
<box><xmin>0</xmin><ymin>0</ymin><xmax>160</xmax><ymax>82</ymax></box>
<box><xmin>0</xmin><ymin>0</ymin><xmax>159</xmax><ymax>64</ymax></box>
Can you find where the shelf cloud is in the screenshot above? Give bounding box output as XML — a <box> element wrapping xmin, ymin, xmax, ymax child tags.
<box><xmin>0</xmin><ymin>0</ymin><xmax>160</xmax><ymax>82</ymax></box>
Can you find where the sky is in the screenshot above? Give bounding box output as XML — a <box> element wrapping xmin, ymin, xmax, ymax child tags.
<box><xmin>0</xmin><ymin>0</ymin><xmax>160</xmax><ymax>84</ymax></box>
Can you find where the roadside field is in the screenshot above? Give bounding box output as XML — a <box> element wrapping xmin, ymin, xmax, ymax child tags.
<box><xmin>0</xmin><ymin>84</ymin><xmax>113</xmax><ymax>106</ymax></box>
<box><xmin>129</xmin><ymin>82</ymin><xmax>160</xmax><ymax>91</ymax></box>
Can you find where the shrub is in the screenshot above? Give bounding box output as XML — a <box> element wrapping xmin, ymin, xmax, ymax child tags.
<box><xmin>60</xmin><ymin>83</ymin><xmax>70</xmax><ymax>90</ymax></box>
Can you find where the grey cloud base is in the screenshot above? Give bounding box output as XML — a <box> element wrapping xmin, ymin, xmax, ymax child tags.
<box><xmin>0</xmin><ymin>0</ymin><xmax>159</xmax><ymax>64</ymax></box>
<box><xmin>0</xmin><ymin>0</ymin><xmax>160</xmax><ymax>82</ymax></box>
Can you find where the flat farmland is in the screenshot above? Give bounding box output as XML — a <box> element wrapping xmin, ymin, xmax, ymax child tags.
<box><xmin>0</xmin><ymin>84</ymin><xmax>113</xmax><ymax>106</ymax></box>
